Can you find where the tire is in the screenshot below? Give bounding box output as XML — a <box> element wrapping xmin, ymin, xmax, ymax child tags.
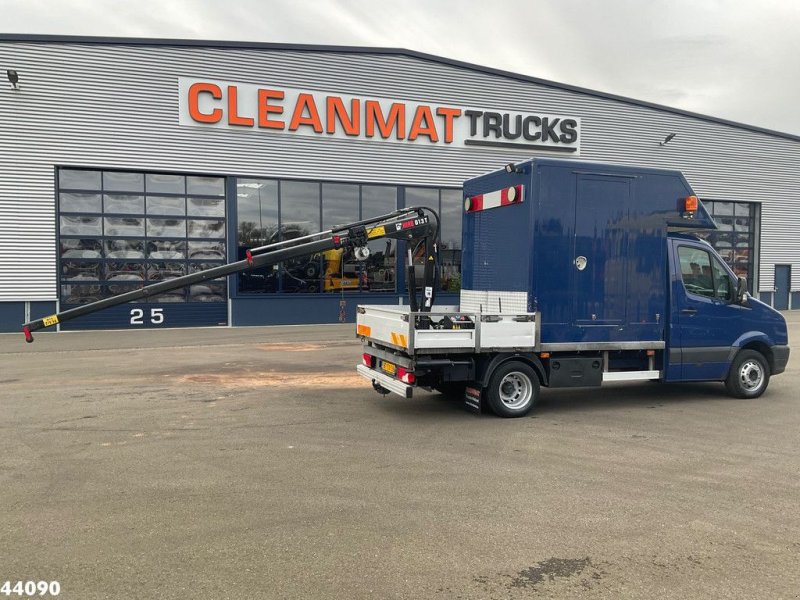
<box><xmin>725</xmin><ymin>349</ymin><xmax>770</xmax><ymax>399</ymax></box>
<box><xmin>486</xmin><ymin>361</ymin><xmax>540</xmax><ymax>418</ymax></box>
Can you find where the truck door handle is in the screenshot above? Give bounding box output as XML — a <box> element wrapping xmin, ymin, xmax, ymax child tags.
<box><xmin>681</xmin><ymin>308</ymin><xmax>697</xmax><ymax>316</ymax></box>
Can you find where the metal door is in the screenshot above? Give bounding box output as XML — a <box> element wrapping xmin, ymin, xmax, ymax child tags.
<box><xmin>774</xmin><ymin>265</ymin><xmax>790</xmax><ymax>310</ymax></box>
<box><xmin>573</xmin><ymin>175</ymin><xmax>631</xmax><ymax>328</ymax></box>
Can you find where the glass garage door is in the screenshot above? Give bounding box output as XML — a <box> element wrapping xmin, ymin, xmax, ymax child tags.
<box><xmin>57</xmin><ymin>168</ymin><xmax>228</xmax><ymax>330</ymax></box>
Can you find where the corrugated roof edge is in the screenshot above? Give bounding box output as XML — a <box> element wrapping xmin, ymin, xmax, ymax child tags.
<box><xmin>2</xmin><ymin>32</ymin><xmax>799</xmax><ymax>144</ymax></box>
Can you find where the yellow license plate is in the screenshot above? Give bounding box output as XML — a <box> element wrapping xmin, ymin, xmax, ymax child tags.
<box><xmin>382</xmin><ymin>361</ymin><xmax>397</xmax><ymax>375</ymax></box>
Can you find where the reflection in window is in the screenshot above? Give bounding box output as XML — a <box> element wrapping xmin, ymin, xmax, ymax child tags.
<box><xmin>146</xmin><ymin>173</ymin><xmax>185</xmax><ymax>194</ymax></box>
<box><xmin>105</xmin><ymin>217</ymin><xmax>145</xmax><ymax>237</ymax></box>
<box><xmin>322</xmin><ymin>183</ymin><xmax>359</xmax><ymax>230</ymax></box>
<box><xmin>61</xmin><ymin>239</ymin><xmax>103</xmax><ymax>259</ymax></box>
<box><xmin>62</xmin><ymin>261</ymin><xmax>102</xmax><ymax>281</ymax></box>
<box><xmin>147</xmin><ymin>218</ymin><xmax>186</xmax><ymax>238</ymax></box>
<box><xmin>61</xmin><ymin>216</ymin><xmax>102</xmax><ymax>236</ymax></box>
<box><xmin>188</xmin><ymin>197</ymin><xmax>225</xmax><ymax>217</ymax></box>
<box><xmin>59</xmin><ymin>170</ymin><xmax>101</xmax><ymax>190</ymax></box>
<box><xmin>104</xmin><ymin>194</ymin><xmax>144</xmax><ymax>214</ymax></box>
<box><xmin>148</xmin><ymin>240</ymin><xmax>186</xmax><ymax>260</ymax></box>
<box><xmin>187</xmin><ymin>176</ymin><xmax>225</xmax><ymax>196</ymax></box>
<box><xmin>188</xmin><ymin>219</ymin><xmax>224</xmax><ymax>238</ymax></box>
<box><xmin>105</xmin><ymin>239</ymin><xmax>145</xmax><ymax>259</ymax></box>
<box><xmin>188</xmin><ymin>241</ymin><xmax>225</xmax><ymax>260</ymax></box>
<box><xmin>60</xmin><ymin>193</ymin><xmax>101</xmax><ymax>213</ymax></box>
<box><xmin>237</xmin><ymin>180</ymin><xmax>278</xmax><ymax>246</ymax></box>
<box><xmin>104</xmin><ymin>171</ymin><xmax>144</xmax><ymax>193</ymax></box>
<box><xmin>147</xmin><ymin>196</ymin><xmax>186</xmax><ymax>216</ymax></box>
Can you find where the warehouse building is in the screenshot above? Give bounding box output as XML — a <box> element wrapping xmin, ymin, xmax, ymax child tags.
<box><xmin>1</xmin><ymin>34</ymin><xmax>798</xmax><ymax>333</ymax></box>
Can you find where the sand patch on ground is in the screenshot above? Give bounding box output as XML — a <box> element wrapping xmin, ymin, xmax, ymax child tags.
<box><xmin>178</xmin><ymin>371</ymin><xmax>368</xmax><ymax>388</ymax></box>
<box><xmin>256</xmin><ymin>343</ymin><xmax>325</xmax><ymax>352</ymax></box>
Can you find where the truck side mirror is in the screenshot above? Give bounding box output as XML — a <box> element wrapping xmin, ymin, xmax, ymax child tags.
<box><xmin>736</xmin><ymin>276</ymin><xmax>748</xmax><ymax>303</ymax></box>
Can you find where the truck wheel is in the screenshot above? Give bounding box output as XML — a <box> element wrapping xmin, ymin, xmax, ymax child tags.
<box><xmin>725</xmin><ymin>349</ymin><xmax>770</xmax><ymax>399</ymax></box>
<box><xmin>486</xmin><ymin>361</ymin><xmax>539</xmax><ymax>418</ymax></box>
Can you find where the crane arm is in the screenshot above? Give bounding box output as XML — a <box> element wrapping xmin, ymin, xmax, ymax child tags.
<box><xmin>22</xmin><ymin>207</ymin><xmax>439</xmax><ymax>342</ymax></box>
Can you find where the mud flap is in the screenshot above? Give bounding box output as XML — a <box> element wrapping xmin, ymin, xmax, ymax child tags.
<box><xmin>464</xmin><ymin>384</ymin><xmax>483</xmax><ymax>413</ymax></box>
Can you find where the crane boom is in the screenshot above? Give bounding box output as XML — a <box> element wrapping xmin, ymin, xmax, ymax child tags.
<box><xmin>22</xmin><ymin>207</ymin><xmax>439</xmax><ymax>342</ymax></box>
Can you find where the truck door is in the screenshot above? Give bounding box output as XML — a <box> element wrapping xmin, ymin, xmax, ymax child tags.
<box><xmin>670</xmin><ymin>239</ymin><xmax>742</xmax><ymax>380</ymax></box>
<box><xmin>573</xmin><ymin>175</ymin><xmax>631</xmax><ymax>336</ymax></box>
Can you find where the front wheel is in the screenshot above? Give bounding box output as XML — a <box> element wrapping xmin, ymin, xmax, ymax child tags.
<box><xmin>725</xmin><ymin>349</ymin><xmax>770</xmax><ymax>398</ymax></box>
<box><xmin>486</xmin><ymin>361</ymin><xmax>540</xmax><ymax>418</ymax></box>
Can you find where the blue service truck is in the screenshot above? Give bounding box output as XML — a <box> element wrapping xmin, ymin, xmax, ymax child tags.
<box><xmin>356</xmin><ymin>158</ymin><xmax>790</xmax><ymax>417</ymax></box>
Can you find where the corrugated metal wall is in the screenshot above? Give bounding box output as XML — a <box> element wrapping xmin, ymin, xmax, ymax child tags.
<box><xmin>1</xmin><ymin>39</ymin><xmax>799</xmax><ymax>302</ymax></box>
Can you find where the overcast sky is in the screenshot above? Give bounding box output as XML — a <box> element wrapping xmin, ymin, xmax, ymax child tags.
<box><xmin>3</xmin><ymin>0</ymin><xmax>799</xmax><ymax>136</ymax></box>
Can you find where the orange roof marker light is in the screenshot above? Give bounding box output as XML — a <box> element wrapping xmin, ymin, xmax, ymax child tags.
<box><xmin>683</xmin><ymin>195</ymin><xmax>699</xmax><ymax>218</ymax></box>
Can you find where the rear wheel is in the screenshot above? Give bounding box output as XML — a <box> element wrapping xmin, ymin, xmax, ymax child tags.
<box><xmin>725</xmin><ymin>349</ymin><xmax>770</xmax><ymax>398</ymax></box>
<box><xmin>486</xmin><ymin>361</ymin><xmax>539</xmax><ymax>418</ymax></box>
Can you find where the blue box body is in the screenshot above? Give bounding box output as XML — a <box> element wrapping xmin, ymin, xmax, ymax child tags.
<box><xmin>462</xmin><ymin>159</ymin><xmax>714</xmax><ymax>345</ymax></box>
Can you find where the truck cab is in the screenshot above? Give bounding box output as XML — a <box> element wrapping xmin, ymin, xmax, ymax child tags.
<box><xmin>666</xmin><ymin>233</ymin><xmax>789</xmax><ymax>390</ymax></box>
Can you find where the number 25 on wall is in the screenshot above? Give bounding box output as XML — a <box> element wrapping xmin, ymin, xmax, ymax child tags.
<box><xmin>130</xmin><ymin>308</ymin><xmax>165</xmax><ymax>325</ymax></box>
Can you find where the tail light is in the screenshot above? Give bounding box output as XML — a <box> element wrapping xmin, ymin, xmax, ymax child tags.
<box><xmin>397</xmin><ymin>367</ymin><xmax>415</xmax><ymax>384</ymax></box>
<box><xmin>362</xmin><ymin>353</ymin><xmax>375</xmax><ymax>368</ymax></box>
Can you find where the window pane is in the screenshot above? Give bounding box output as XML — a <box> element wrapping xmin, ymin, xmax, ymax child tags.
<box><xmin>281</xmin><ymin>181</ymin><xmax>320</xmax><ymax>234</ymax></box>
<box><xmin>61</xmin><ymin>239</ymin><xmax>103</xmax><ymax>259</ymax></box>
<box><xmin>188</xmin><ymin>241</ymin><xmax>225</xmax><ymax>260</ymax></box>
<box><xmin>188</xmin><ymin>219</ymin><xmax>225</xmax><ymax>238</ymax></box>
<box><xmin>189</xmin><ymin>264</ymin><xmax>226</xmax><ymax>301</ymax></box>
<box><xmin>281</xmin><ymin>181</ymin><xmax>321</xmax><ymax>293</ymax></box>
<box><xmin>60</xmin><ymin>216</ymin><xmax>102</xmax><ymax>236</ymax></box>
<box><xmin>147</xmin><ymin>218</ymin><xmax>186</xmax><ymax>238</ymax></box>
<box><xmin>440</xmin><ymin>188</ymin><xmax>463</xmax><ymax>292</ymax></box>
<box><xmin>105</xmin><ymin>217</ymin><xmax>144</xmax><ymax>237</ymax></box>
<box><xmin>362</xmin><ymin>185</ymin><xmax>397</xmax><ymax>218</ymax></box>
<box><xmin>187</xmin><ymin>176</ymin><xmax>225</xmax><ymax>196</ymax></box>
<box><xmin>237</xmin><ymin>180</ymin><xmax>278</xmax><ymax>247</ymax></box>
<box><xmin>322</xmin><ymin>183</ymin><xmax>359</xmax><ymax>230</ymax></box>
<box><xmin>60</xmin><ymin>193</ymin><xmax>101</xmax><ymax>213</ymax></box>
<box><xmin>147</xmin><ymin>262</ymin><xmax>186</xmax><ymax>282</ymax></box>
<box><xmin>188</xmin><ymin>197</ymin><xmax>225</xmax><ymax>217</ymax></box>
<box><xmin>62</xmin><ymin>261</ymin><xmax>102</xmax><ymax>281</ymax></box>
<box><xmin>146</xmin><ymin>174</ymin><xmax>185</xmax><ymax>194</ymax></box>
<box><xmin>105</xmin><ymin>239</ymin><xmax>145</xmax><ymax>259</ymax></box>
<box><xmin>711</xmin><ymin>257</ymin><xmax>733</xmax><ymax>302</ymax></box>
<box><xmin>678</xmin><ymin>246</ymin><xmax>714</xmax><ymax>297</ymax></box>
<box><xmin>59</xmin><ymin>169</ymin><xmax>101</xmax><ymax>190</ymax></box>
<box><xmin>61</xmin><ymin>283</ymin><xmax>103</xmax><ymax>304</ymax></box>
<box><xmin>106</xmin><ymin>263</ymin><xmax>146</xmax><ymax>291</ymax></box>
<box><xmin>147</xmin><ymin>196</ymin><xmax>186</xmax><ymax>216</ymax></box>
<box><xmin>147</xmin><ymin>240</ymin><xmax>186</xmax><ymax>260</ymax></box>
<box><xmin>362</xmin><ymin>186</ymin><xmax>398</xmax><ymax>293</ymax></box>
<box><xmin>104</xmin><ymin>194</ymin><xmax>144</xmax><ymax>214</ymax></box>
<box><xmin>405</xmin><ymin>187</ymin><xmax>439</xmax><ymax>213</ymax></box>
<box><xmin>714</xmin><ymin>201</ymin><xmax>734</xmax><ymax>216</ymax></box>
<box><xmin>104</xmin><ymin>171</ymin><xmax>144</xmax><ymax>193</ymax></box>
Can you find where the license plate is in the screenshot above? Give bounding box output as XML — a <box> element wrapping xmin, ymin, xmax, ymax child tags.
<box><xmin>382</xmin><ymin>361</ymin><xmax>397</xmax><ymax>375</ymax></box>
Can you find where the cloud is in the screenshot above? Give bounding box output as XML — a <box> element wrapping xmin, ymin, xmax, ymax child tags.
<box><xmin>2</xmin><ymin>0</ymin><xmax>799</xmax><ymax>134</ymax></box>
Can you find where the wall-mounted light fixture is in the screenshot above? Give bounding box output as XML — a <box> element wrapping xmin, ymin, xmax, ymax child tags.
<box><xmin>6</xmin><ymin>70</ymin><xmax>19</xmax><ymax>90</ymax></box>
<box><xmin>658</xmin><ymin>132</ymin><xmax>676</xmax><ymax>146</ymax></box>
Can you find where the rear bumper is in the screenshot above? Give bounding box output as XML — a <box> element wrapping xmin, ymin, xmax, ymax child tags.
<box><xmin>356</xmin><ymin>364</ymin><xmax>413</xmax><ymax>398</ymax></box>
<box><xmin>772</xmin><ymin>345</ymin><xmax>790</xmax><ymax>375</ymax></box>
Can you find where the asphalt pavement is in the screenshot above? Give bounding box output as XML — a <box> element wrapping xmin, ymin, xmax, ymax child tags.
<box><xmin>1</xmin><ymin>316</ymin><xmax>799</xmax><ymax>599</ymax></box>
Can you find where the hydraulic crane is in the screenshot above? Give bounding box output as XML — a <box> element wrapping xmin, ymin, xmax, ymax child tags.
<box><xmin>22</xmin><ymin>207</ymin><xmax>440</xmax><ymax>342</ymax></box>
